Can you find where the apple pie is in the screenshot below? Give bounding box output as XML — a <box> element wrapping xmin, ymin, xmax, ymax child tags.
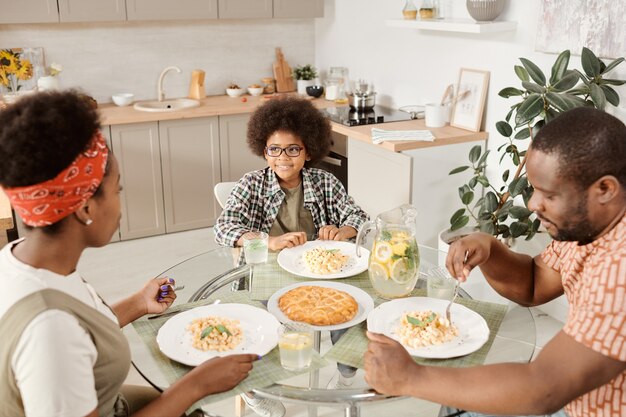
<box><xmin>278</xmin><ymin>285</ymin><xmax>358</xmax><ymax>326</ymax></box>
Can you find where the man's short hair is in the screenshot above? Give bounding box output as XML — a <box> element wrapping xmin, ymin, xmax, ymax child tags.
<box><xmin>532</xmin><ymin>107</ymin><xmax>626</xmax><ymax>190</ymax></box>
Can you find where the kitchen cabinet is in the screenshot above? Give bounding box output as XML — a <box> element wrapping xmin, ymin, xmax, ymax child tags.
<box><xmin>58</xmin><ymin>0</ymin><xmax>126</xmax><ymax>22</ymax></box>
<box><xmin>273</xmin><ymin>0</ymin><xmax>323</xmax><ymax>18</ymax></box>
<box><xmin>109</xmin><ymin>117</ymin><xmax>220</xmax><ymax>240</ymax></box>
<box><xmin>159</xmin><ymin>117</ymin><xmax>221</xmax><ymax>233</ymax></box>
<box><xmin>101</xmin><ymin>126</ymin><xmax>121</xmax><ymax>242</ymax></box>
<box><xmin>218</xmin><ymin>114</ymin><xmax>266</xmax><ymax>181</ymax></box>
<box><xmin>218</xmin><ymin>0</ymin><xmax>272</xmax><ymax>19</ymax></box>
<box><xmin>0</xmin><ymin>0</ymin><xmax>58</xmax><ymax>24</ymax></box>
<box><xmin>110</xmin><ymin>122</ymin><xmax>165</xmax><ymax>240</ymax></box>
<box><xmin>126</xmin><ymin>0</ymin><xmax>218</xmax><ymax>21</ymax></box>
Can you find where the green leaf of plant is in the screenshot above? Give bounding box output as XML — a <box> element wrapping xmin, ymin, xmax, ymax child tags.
<box><xmin>449</xmin><ymin>166</ymin><xmax>470</xmax><ymax>175</ymax></box>
<box><xmin>514</xmin><ymin>127</ymin><xmax>531</xmax><ymax>140</ymax></box>
<box><xmin>510</xmin><ymin>221</ymin><xmax>529</xmax><ymax>238</ymax></box>
<box><xmin>498</xmin><ymin>87</ymin><xmax>524</xmax><ymax>98</ymax></box>
<box><xmin>545</xmin><ymin>92</ymin><xmax>579</xmax><ymax>112</ymax></box>
<box><xmin>200</xmin><ymin>326</ymin><xmax>214</xmax><ymax>339</ymax></box>
<box><xmin>551</xmin><ymin>71</ymin><xmax>579</xmax><ymax>91</ymax></box>
<box><xmin>468</xmin><ymin>145</ymin><xmax>482</xmax><ymax>163</ymax></box>
<box><xmin>450</xmin><ymin>215</ymin><xmax>470</xmax><ymax>231</ymax></box>
<box><xmin>450</xmin><ymin>208</ymin><xmax>465</xmax><ymax>224</ymax></box>
<box><xmin>532</xmin><ymin>120</ymin><xmax>545</xmax><ymax>138</ymax></box>
<box><xmin>590</xmin><ymin>83</ymin><xmax>606</xmax><ymax>110</ymax></box>
<box><xmin>520</xmin><ymin>58</ymin><xmax>546</xmax><ymax>86</ymax></box>
<box><xmin>509</xmin><ymin>177</ymin><xmax>528</xmax><ymax>197</ymax></box>
<box><xmin>549</xmin><ymin>50</ymin><xmax>570</xmax><ymax>85</ymax></box>
<box><xmin>461</xmin><ymin>191</ymin><xmax>475</xmax><ymax>205</ymax></box>
<box><xmin>469</xmin><ymin>176</ymin><xmax>478</xmax><ymax>189</ymax></box>
<box><xmin>496</xmin><ymin>121</ymin><xmax>513</xmax><ymax>137</ymax></box>
<box><xmin>477</xmin><ymin>150</ymin><xmax>490</xmax><ymax>168</ymax></box>
<box><xmin>522</xmin><ymin>81</ymin><xmax>545</xmax><ymax>94</ymax></box>
<box><xmin>514</xmin><ymin>65</ymin><xmax>529</xmax><ymax>82</ymax></box>
<box><xmin>581</xmin><ymin>47</ymin><xmax>601</xmax><ymax>77</ymax></box>
<box><xmin>476</xmin><ymin>175</ymin><xmax>490</xmax><ymax>187</ymax></box>
<box><xmin>600</xmin><ymin>78</ymin><xmax>626</xmax><ymax>86</ymax></box>
<box><xmin>505</xmin><ymin>107</ymin><xmax>515</xmax><ymax>122</ymax></box>
<box><xmin>509</xmin><ymin>206</ymin><xmax>533</xmax><ymax>219</ymax></box>
<box><xmin>479</xmin><ymin>211</ymin><xmax>492</xmax><ymax>221</ymax></box>
<box><xmin>479</xmin><ymin>221</ymin><xmax>496</xmax><ymax>235</ymax></box>
<box><xmin>484</xmin><ymin>191</ymin><xmax>498</xmax><ymax>212</ymax></box>
<box><xmin>502</xmin><ymin>169</ymin><xmax>510</xmax><ymax>182</ymax></box>
<box><xmin>600</xmin><ymin>85</ymin><xmax>620</xmax><ymax>106</ymax></box>
<box><xmin>601</xmin><ymin>57</ymin><xmax>625</xmax><ymax>75</ymax></box>
<box><xmin>515</xmin><ymin>94</ymin><xmax>544</xmax><ymax>125</ymax></box>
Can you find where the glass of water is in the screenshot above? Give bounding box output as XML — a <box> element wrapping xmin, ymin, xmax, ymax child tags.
<box><xmin>426</xmin><ymin>266</ymin><xmax>457</xmax><ymax>300</ymax></box>
<box><xmin>278</xmin><ymin>322</ymin><xmax>314</xmax><ymax>371</ymax></box>
<box><xmin>242</xmin><ymin>232</ymin><xmax>268</xmax><ymax>291</ymax></box>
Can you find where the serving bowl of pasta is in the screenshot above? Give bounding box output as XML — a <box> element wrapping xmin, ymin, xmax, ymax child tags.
<box><xmin>367</xmin><ymin>297</ymin><xmax>489</xmax><ymax>358</ymax></box>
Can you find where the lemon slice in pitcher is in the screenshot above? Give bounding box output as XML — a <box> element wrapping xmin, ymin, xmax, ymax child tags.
<box><xmin>369</xmin><ymin>261</ymin><xmax>389</xmax><ymax>280</ymax></box>
<box><xmin>390</xmin><ymin>258</ymin><xmax>414</xmax><ymax>284</ymax></box>
<box><xmin>374</xmin><ymin>242</ymin><xmax>393</xmax><ymax>262</ymax></box>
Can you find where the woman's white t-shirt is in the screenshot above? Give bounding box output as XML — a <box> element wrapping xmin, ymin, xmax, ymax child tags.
<box><xmin>0</xmin><ymin>239</ymin><xmax>119</xmax><ymax>417</ymax></box>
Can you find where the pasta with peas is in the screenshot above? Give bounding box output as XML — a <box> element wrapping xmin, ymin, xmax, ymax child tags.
<box><xmin>398</xmin><ymin>310</ymin><xmax>458</xmax><ymax>348</ymax></box>
<box><xmin>187</xmin><ymin>316</ymin><xmax>243</xmax><ymax>352</ymax></box>
<box><xmin>303</xmin><ymin>247</ymin><xmax>349</xmax><ymax>274</ymax></box>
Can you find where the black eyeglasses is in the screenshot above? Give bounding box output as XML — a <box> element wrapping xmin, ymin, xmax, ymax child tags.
<box><xmin>265</xmin><ymin>145</ymin><xmax>304</xmax><ymax>157</ymax></box>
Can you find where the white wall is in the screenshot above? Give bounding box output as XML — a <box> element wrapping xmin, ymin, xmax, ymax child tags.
<box><xmin>0</xmin><ymin>19</ymin><xmax>315</xmax><ymax>102</ymax></box>
<box><xmin>315</xmin><ymin>0</ymin><xmax>626</xmax><ymax>192</ymax></box>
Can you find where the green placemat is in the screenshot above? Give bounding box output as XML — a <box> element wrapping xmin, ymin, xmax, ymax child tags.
<box><xmin>324</xmin><ymin>297</ymin><xmax>508</xmax><ymax>369</ymax></box>
<box><xmin>131</xmin><ymin>291</ymin><xmax>329</xmax><ymax>408</ymax></box>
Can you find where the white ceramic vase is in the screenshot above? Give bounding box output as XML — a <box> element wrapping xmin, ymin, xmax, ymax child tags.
<box><xmin>37</xmin><ymin>76</ymin><xmax>60</xmax><ymax>92</ymax></box>
<box><xmin>297</xmin><ymin>79</ymin><xmax>315</xmax><ymax>95</ymax></box>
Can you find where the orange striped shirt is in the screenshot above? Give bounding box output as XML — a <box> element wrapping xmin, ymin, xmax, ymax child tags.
<box><xmin>542</xmin><ymin>212</ymin><xmax>626</xmax><ymax>417</ymax></box>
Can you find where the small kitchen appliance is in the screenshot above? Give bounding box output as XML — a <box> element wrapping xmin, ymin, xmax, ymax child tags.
<box><xmin>323</xmin><ymin>105</ymin><xmax>414</xmax><ymax>127</ymax></box>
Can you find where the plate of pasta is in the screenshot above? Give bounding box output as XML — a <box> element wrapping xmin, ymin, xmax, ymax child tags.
<box><xmin>277</xmin><ymin>240</ymin><xmax>370</xmax><ymax>279</ymax></box>
<box><xmin>367</xmin><ymin>297</ymin><xmax>490</xmax><ymax>359</ymax></box>
<box><xmin>156</xmin><ymin>303</ymin><xmax>280</xmax><ymax>366</ymax></box>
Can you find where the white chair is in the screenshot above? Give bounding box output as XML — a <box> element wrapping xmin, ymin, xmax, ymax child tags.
<box><xmin>213</xmin><ymin>181</ymin><xmax>237</xmax><ymax>209</ymax></box>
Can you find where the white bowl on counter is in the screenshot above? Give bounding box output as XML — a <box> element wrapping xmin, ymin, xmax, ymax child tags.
<box><xmin>226</xmin><ymin>88</ymin><xmax>246</xmax><ymax>98</ymax></box>
<box><xmin>112</xmin><ymin>93</ymin><xmax>134</xmax><ymax>107</ymax></box>
<box><xmin>247</xmin><ymin>86</ymin><xmax>264</xmax><ymax>97</ymax></box>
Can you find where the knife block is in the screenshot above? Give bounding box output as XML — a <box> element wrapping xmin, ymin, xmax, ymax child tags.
<box><xmin>188</xmin><ymin>69</ymin><xmax>206</xmax><ymax>100</ymax></box>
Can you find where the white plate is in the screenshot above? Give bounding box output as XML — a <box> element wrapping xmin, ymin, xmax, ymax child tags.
<box><xmin>277</xmin><ymin>241</ymin><xmax>370</xmax><ymax>279</ymax></box>
<box><xmin>156</xmin><ymin>304</ymin><xmax>280</xmax><ymax>366</ymax></box>
<box><xmin>267</xmin><ymin>281</ymin><xmax>375</xmax><ymax>331</ymax></box>
<box><xmin>367</xmin><ymin>297</ymin><xmax>490</xmax><ymax>359</ymax></box>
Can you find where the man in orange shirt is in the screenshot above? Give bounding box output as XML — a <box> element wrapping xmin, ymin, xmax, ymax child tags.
<box><xmin>364</xmin><ymin>107</ymin><xmax>626</xmax><ymax>417</ymax></box>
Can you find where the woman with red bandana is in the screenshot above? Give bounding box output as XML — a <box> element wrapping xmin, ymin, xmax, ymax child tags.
<box><xmin>0</xmin><ymin>91</ymin><xmax>258</xmax><ymax>417</ymax></box>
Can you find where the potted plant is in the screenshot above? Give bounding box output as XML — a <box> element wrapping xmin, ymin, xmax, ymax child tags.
<box><xmin>0</xmin><ymin>49</ymin><xmax>34</xmax><ymax>103</ymax></box>
<box><xmin>293</xmin><ymin>64</ymin><xmax>318</xmax><ymax>95</ymax></box>
<box><xmin>447</xmin><ymin>47</ymin><xmax>625</xmax><ymax>244</ymax></box>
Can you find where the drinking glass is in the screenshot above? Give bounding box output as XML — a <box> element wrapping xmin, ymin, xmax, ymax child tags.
<box><xmin>278</xmin><ymin>322</ymin><xmax>314</xmax><ymax>371</ymax></box>
<box><xmin>426</xmin><ymin>266</ymin><xmax>457</xmax><ymax>299</ymax></box>
<box><xmin>242</xmin><ymin>231</ymin><xmax>268</xmax><ymax>290</ymax></box>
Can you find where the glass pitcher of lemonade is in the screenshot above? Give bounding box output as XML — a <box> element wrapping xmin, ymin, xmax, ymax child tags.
<box><xmin>356</xmin><ymin>204</ymin><xmax>420</xmax><ymax>298</ymax></box>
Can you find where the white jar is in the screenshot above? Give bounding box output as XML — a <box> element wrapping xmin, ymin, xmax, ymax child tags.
<box><xmin>37</xmin><ymin>76</ymin><xmax>60</xmax><ymax>92</ymax></box>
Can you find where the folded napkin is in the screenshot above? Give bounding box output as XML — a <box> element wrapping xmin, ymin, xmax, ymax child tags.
<box><xmin>371</xmin><ymin>128</ymin><xmax>435</xmax><ymax>145</ymax></box>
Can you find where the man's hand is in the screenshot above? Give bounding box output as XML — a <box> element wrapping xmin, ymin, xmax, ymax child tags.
<box><xmin>364</xmin><ymin>331</ymin><xmax>419</xmax><ymax>396</ymax></box>
<box><xmin>268</xmin><ymin>232</ymin><xmax>307</xmax><ymax>251</ymax></box>
<box><xmin>318</xmin><ymin>225</ymin><xmax>356</xmax><ymax>241</ymax></box>
<box><xmin>445</xmin><ymin>232</ymin><xmax>495</xmax><ymax>282</ymax></box>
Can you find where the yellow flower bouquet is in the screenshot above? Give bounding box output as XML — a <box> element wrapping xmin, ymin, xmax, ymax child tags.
<box><xmin>0</xmin><ymin>49</ymin><xmax>34</xmax><ymax>92</ymax></box>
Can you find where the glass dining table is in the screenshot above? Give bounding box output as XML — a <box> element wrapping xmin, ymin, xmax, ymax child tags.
<box><xmin>125</xmin><ymin>244</ymin><xmax>536</xmax><ymax>417</ymax></box>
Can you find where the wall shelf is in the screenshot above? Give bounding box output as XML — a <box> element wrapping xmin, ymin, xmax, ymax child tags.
<box><xmin>385</xmin><ymin>18</ymin><xmax>516</xmax><ymax>34</ymax></box>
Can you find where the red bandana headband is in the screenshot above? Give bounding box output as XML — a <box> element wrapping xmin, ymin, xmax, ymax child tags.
<box><xmin>1</xmin><ymin>132</ymin><xmax>109</xmax><ymax>227</ymax></box>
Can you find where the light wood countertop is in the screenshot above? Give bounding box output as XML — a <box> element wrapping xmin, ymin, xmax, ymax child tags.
<box><xmin>98</xmin><ymin>94</ymin><xmax>488</xmax><ymax>152</ymax></box>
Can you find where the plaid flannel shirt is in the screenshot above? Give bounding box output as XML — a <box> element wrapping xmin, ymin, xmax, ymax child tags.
<box><xmin>214</xmin><ymin>167</ymin><xmax>369</xmax><ymax>247</ymax></box>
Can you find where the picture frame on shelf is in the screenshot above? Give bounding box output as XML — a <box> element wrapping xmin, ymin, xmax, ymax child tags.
<box><xmin>450</xmin><ymin>68</ymin><xmax>490</xmax><ymax>132</ymax></box>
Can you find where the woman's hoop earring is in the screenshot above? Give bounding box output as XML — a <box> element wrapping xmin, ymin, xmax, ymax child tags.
<box><xmin>85</xmin><ymin>219</ymin><xmax>93</xmax><ymax>226</ymax></box>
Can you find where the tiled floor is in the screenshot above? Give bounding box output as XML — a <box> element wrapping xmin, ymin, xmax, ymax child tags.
<box><xmin>79</xmin><ymin>228</ymin><xmax>564</xmax><ymax>417</ymax></box>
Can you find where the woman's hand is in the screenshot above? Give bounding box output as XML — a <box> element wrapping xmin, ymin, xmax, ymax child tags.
<box><xmin>364</xmin><ymin>331</ymin><xmax>419</xmax><ymax>396</ymax></box>
<box><xmin>268</xmin><ymin>232</ymin><xmax>307</xmax><ymax>251</ymax></box>
<box><xmin>318</xmin><ymin>225</ymin><xmax>357</xmax><ymax>241</ymax></box>
<box><xmin>188</xmin><ymin>354</ymin><xmax>259</xmax><ymax>396</ymax></box>
<box><xmin>138</xmin><ymin>277</ymin><xmax>177</xmax><ymax>315</ymax></box>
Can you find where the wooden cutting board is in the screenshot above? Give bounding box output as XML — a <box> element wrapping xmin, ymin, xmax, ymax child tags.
<box><xmin>273</xmin><ymin>47</ymin><xmax>295</xmax><ymax>93</ymax></box>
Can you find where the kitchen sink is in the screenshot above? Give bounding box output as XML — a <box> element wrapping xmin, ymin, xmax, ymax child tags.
<box><xmin>133</xmin><ymin>98</ymin><xmax>200</xmax><ymax>112</ymax></box>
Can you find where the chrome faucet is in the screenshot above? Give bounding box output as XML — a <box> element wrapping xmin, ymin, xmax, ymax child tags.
<box><xmin>157</xmin><ymin>66</ymin><xmax>182</xmax><ymax>102</ymax></box>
